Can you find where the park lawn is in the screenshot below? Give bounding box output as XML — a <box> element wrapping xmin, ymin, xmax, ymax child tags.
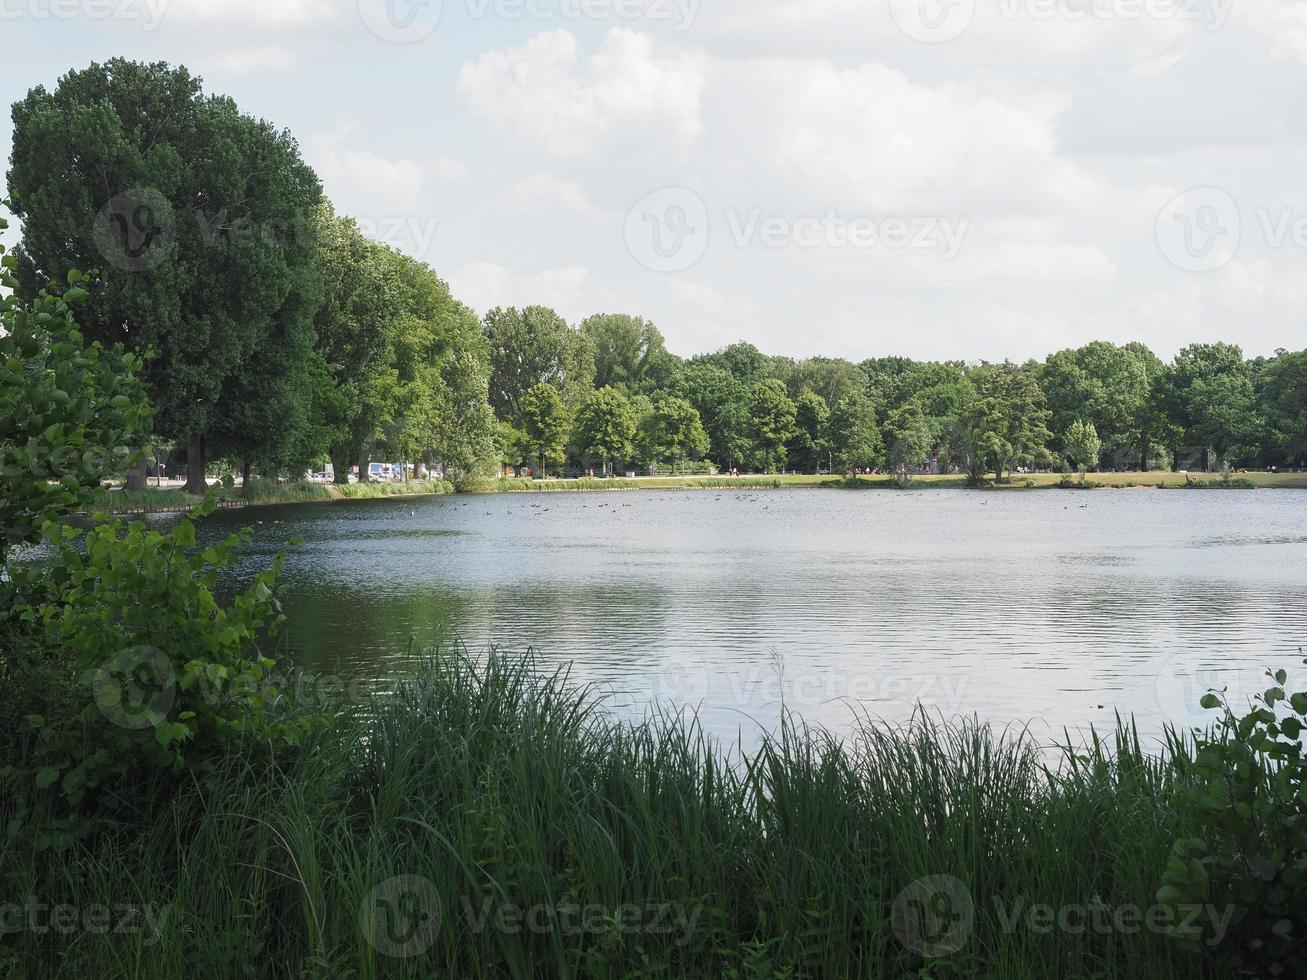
<box><xmin>85</xmin><ymin>470</ymin><xmax>1307</xmax><ymax>513</ymax></box>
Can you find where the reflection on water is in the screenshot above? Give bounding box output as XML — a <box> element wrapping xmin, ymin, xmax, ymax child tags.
<box><xmin>192</xmin><ymin>488</ymin><xmax>1307</xmax><ymax>750</ymax></box>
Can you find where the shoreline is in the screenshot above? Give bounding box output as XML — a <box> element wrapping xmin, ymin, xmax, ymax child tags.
<box><xmin>85</xmin><ymin>470</ymin><xmax>1307</xmax><ymax>515</ymax></box>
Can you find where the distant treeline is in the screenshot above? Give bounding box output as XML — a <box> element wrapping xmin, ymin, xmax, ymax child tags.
<box><xmin>7</xmin><ymin>59</ymin><xmax>1305</xmax><ymax>490</ymax></box>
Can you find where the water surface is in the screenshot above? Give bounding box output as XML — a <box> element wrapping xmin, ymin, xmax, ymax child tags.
<box><xmin>197</xmin><ymin>488</ymin><xmax>1307</xmax><ymax>749</ymax></box>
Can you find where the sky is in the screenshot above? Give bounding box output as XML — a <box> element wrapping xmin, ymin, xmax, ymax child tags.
<box><xmin>2</xmin><ymin>0</ymin><xmax>1307</xmax><ymax>363</ymax></box>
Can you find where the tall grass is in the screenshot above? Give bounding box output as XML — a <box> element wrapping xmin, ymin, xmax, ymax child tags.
<box><xmin>85</xmin><ymin>487</ymin><xmax>195</xmax><ymax>512</ymax></box>
<box><xmin>232</xmin><ymin>477</ymin><xmax>336</xmax><ymax>505</ymax></box>
<box><xmin>0</xmin><ymin>650</ymin><xmax>1215</xmax><ymax>979</ymax></box>
<box><xmin>333</xmin><ymin>478</ymin><xmax>454</xmax><ymax>499</ymax></box>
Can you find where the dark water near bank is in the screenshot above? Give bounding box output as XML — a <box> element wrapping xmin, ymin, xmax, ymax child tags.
<box><xmin>190</xmin><ymin>488</ymin><xmax>1307</xmax><ymax>748</ymax></box>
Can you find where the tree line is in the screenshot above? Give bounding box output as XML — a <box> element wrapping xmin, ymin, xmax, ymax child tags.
<box><xmin>6</xmin><ymin>59</ymin><xmax>1306</xmax><ymax>490</ymax></box>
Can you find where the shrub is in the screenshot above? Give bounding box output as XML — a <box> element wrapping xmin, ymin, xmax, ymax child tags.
<box><xmin>2</xmin><ymin>497</ymin><xmax>325</xmax><ymax>849</ymax></box>
<box><xmin>1157</xmin><ymin>659</ymin><xmax>1307</xmax><ymax>974</ymax></box>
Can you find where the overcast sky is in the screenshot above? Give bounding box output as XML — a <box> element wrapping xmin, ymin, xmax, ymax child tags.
<box><xmin>3</xmin><ymin>0</ymin><xmax>1306</xmax><ymax>362</ymax></box>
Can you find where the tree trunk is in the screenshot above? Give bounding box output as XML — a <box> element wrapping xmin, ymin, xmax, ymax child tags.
<box><xmin>331</xmin><ymin>450</ymin><xmax>351</xmax><ymax>485</ymax></box>
<box><xmin>182</xmin><ymin>431</ymin><xmax>208</xmax><ymax>495</ymax></box>
<box><xmin>125</xmin><ymin>450</ymin><xmax>148</xmax><ymax>492</ymax></box>
<box><xmin>357</xmin><ymin>448</ymin><xmax>370</xmax><ymax>483</ymax></box>
<box><xmin>241</xmin><ymin>460</ymin><xmax>252</xmax><ymax>489</ymax></box>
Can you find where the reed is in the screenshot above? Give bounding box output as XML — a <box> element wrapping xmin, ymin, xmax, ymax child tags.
<box><xmin>0</xmin><ymin>649</ymin><xmax>1217</xmax><ymax>979</ymax></box>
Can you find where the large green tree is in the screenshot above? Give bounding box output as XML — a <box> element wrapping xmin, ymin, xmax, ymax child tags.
<box><xmin>520</xmin><ymin>383</ymin><xmax>570</xmax><ymax>477</ymax></box>
<box><xmin>828</xmin><ymin>392</ymin><xmax>883</xmax><ymax>476</ymax></box>
<box><xmin>884</xmin><ymin>400</ymin><xmax>932</xmax><ymax>475</ymax></box>
<box><xmin>789</xmin><ymin>357</ymin><xmax>865</xmax><ymax>410</ymax></box>
<box><xmin>1040</xmin><ymin>341</ymin><xmax>1153</xmax><ymax>469</ymax></box>
<box><xmin>7</xmin><ymin>58</ymin><xmax>322</xmax><ymax>494</ymax></box>
<box><xmin>1161</xmin><ymin>343</ymin><xmax>1259</xmax><ymax>470</ymax></box>
<box><xmin>746</xmin><ymin>379</ymin><xmax>798</xmax><ymax>473</ymax></box>
<box><xmin>572</xmin><ymin>386</ymin><xmax>637</xmax><ymax>476</ymax></box>
<box><xmin>789</xmin><ymin>388</ymin><xmax>830</xmax><ymax>473</ymax></box>
<box><xmin>579</xmin><ymin>313</ymin><xmax>676</xmax><ymax>394</ymax></box>
<box><xmin>646</xmin><ymin>396</ymin><xmax>709</xmax><ymax>471</ymax></box>
<box><xmin>695</xmin><ymin>342</ymin><xmax>768</xmax><ymax>384</ymax></box>
<box><xmin>1258</xmin><ymin>349</ymin><xmax>1307</xmax><ymax>466</ymax></box>
<box><xmin>1063</xmin><ymin>420</ymin><xmax>1102</xmax><ymax>476</ymax></box>
<box><xmin>667</xmin><ymin>361</ymin><xmax>751</xmax><ymax>469</ymax></box>
<box><xmin>311</xmin><ymin>209</ymin><xmax>402</xmax><ymax>483</ymax></box>
<box><xmin>960</xmin><ymin>363</ymin><xmax>1053</xmax><ymax>482</ymax></box>
<box><xmin>483</xmin><ymin>306</ymin><xmax>594</xmax><ymax>423</ymax></box>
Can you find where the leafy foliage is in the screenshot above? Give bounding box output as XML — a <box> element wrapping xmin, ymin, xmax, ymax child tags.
<box><xmin>519</xmin><ymin>382</ymin><xmax>570</xmax><ymax>475</ymax></box>
<box><xmin>746</xmin><ymin>378</ymin><xmax>798</xmax><ymax>472</ymax></box>
<box><xmin>1063</xmin><ymin>420</ymin><xmax>1102</xmax><ymax>475</ymax></box>
<box><xmin>1158</xmin><ymin>661</ymin><xmax>1307</xmax><ymax>976</ymax></box>
<box><xmin>7</xmin><ymin>58</ymin><xmax>323</xmax><ymax>489</ymax></box>
<box><xmin>0</xmin><ymin>224</ymin><xmax>150</xmax><ymax>550</ymax></box>
<box><xmin>571</xmin><ymin>386</ymin><xmax>636</xmax><ymax>473</ymax></box>
<box><xmin>829</xmin><ymin>391</ymin><xmax>883</xmax><ymax>474</ymax></box>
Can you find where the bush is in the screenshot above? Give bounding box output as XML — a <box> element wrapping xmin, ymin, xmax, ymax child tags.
<box><xmin>1157</xmin><ymin>659</ymin><xmax>1307</xmax><ymax>974</ymax></box>
<box><xmin>2</xmin><ymin>498</ymin><xmax>325</xmax><ymax>850</ymax></box>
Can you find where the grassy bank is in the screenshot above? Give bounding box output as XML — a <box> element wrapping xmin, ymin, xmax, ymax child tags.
<box><xmin>0</xmin><ymin>650</ymin><xmax>1236</xmax><ymax>979</ymax></box>
<box><xmin>487</xmin><ymin>475</ymin><xmax>792</xmax><ymax>492</ymax></box>
<box><xmin>88</xmin><ymin>478</ymin><xmax>456</xmax><ymax>513</ymax></box>
<box><xmin>85</xmin><ymin>469</ymin><xmax>1307</xmax><ymax>513</ymax></box>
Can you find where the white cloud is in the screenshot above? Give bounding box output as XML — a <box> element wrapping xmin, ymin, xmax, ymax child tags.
<box><xmin>501</xmin><ymin>174</ymin><xmax>602</xmax><ymax>216</ymax></box>
<box><xmin>431</xmin><ymin>158</ymin><xmax>471</xmax><ymax>179</ymax></box>
<box><xmin>448</xmin><ymin>262</ymin><xmax>594</xmax><ymax>320</ymax></box>
<box><xmin>458</xmin><ymin>29</ymin><xmax>704</xmax><ymax>156</ymax></box>
<box><xmin>204</xmin><ymin>46</ymin><xmax>303</xmax><ymax>75</ymax></box>
<box><xmin>305</xmin><ymin>121</ymin><xmax>430</xmax><ymax>214</ymax></box>
<box><xmin>159</xmin><ymin>0</ymin><xmax>338</xmax><ymax>25</ymax></box>
<box><xmin>731</xmin><ymin>60</ymin><xmax>1094</xmax><ymax>213</ymax></box>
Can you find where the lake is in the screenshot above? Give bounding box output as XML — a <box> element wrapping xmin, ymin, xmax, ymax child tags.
<box><xmin>195</xmin><ymin>487</ymin><xmax>1307</xmax><ymax>751</ymax></box>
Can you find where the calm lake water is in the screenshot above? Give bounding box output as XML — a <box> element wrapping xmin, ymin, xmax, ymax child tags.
<box><xmin>194</xmin><ymin>487</ymin><xmax>1307</xmax><ymax>750</ymax></box>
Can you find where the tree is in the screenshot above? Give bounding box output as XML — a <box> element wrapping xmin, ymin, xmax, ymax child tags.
<box><xmin>8</xmin><ymin>58</ymin><xmax>322</xmax><ymax>494</ymax></box>
<box><xmin>520</xmin><ymin>383</ymin><xmax>570</xmax><ymax>477</ymax></box>
<box><xmin>884</xmin><ymin>400</ymin><xmax>932</xmax><ymax>476</ymax></box>
<box><xmin>789</xmin><ymin>357</ymin><xmax>865</xmax><ymax>411</ymax></box>
<box><xmin>310</xmin><ymin>209</ymin><xmax>402</xmax><ymax>483</ymax></box>
<box><xmin>386</xmin><ymin>249</ymin><xmax>497</xmax><ymax>483</ymax></box>
<box><xmin>1063</xmin><ymin>420</ymin><xmax>1102</xmax><ymax>478</ymax></box>
<box><xmin>668</xmin><ymin>361</ymin><xmax>751</xmax><ymax>469</ymax></box>
<box><xmin>960</xmin><ymin>363</ymin><xmax>1053</xmax><ymax>482</ymax></box>
<box><xmin>790</xmin><ymin>389</ymin><xmax>830</xmax><ymax>473</ymax></box>
<box><xmin>746</xmin><ymin>379</ymin><xmax>797</xmax><ymax>472</ymax></box>
<box><xmin>1161</xmin><ymin>343</ymin><xmax>1259</xmax><ymax>470</ymax></box>
<box><xmin>828</xmin><ymin>392</ymin><xmax>882</xmax><ymax>477</ymax></box>
<box><xmin>580</xmin><ymin>313</ymin><xmax>676</xmax><ymax>393</ymax></box>
<box><xmin>572</xmin><ymin>386</ymin><xmax>637</xmax><ymax>476</ymax></box>
<box><xmin>1040</xmin><ymin>342</ymin><xmax>1152</xmax><ymax>469</ymax></box>
<box><xmin>483</xmin><ymin>306</ymin><xmax>594</xmax><ymax>423</ymax></box>
<box><xmin>695</xmin><ymin>342</ymin><xmax>768</xmax><ymax>384</ymax></box>
<box><xmin>1258</xmin><ymin>349</ymin><xmax>1307</xmax><ymax>466</ymax></box>
<box><xmin>647</xmin><ymin>397</ymin><xmax>709</xmax><ymax>472</ymax></box>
